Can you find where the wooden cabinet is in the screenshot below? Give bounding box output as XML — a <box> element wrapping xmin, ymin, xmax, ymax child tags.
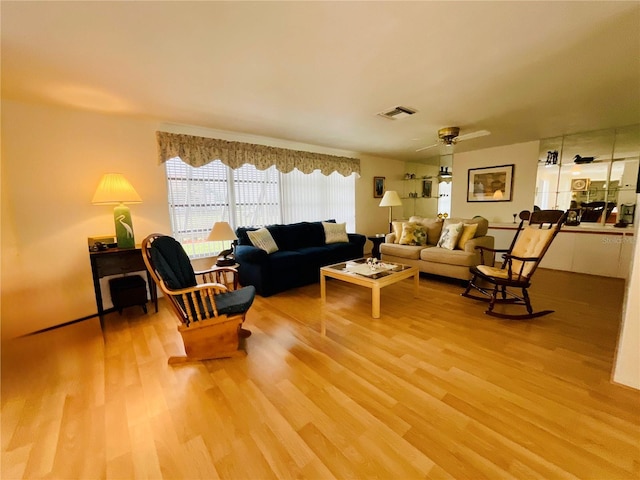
<box><xmin>489</xmin><ymin>224</ymin><xmax>635</xmax><ymax>278</ymax></box>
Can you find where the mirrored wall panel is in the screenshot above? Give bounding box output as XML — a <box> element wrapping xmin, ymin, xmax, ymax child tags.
<box><xmin>536</xmin><ymin>125</ymin><xmax>639</xmax><ymax>225</ymax></box>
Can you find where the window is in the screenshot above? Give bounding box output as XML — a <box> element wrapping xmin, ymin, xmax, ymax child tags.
<box><xmin>165</xmin><ymin>157</ymin><xmax>356</xmax><ymax>258</ymax></box>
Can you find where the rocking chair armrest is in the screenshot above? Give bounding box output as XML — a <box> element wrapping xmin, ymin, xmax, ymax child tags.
<box><xmin>503</xmin><ymin>254</ymin><xmax>538</xmax><ymax>281</ymax></box>
<box><xmin>503</xmin><ymin>254</ymin><xmax>539</xmax><ymax>262</ymax></box>
<box><xmin>160</xmin><ymin>282</ymin><xmax>229</xmax><ymax>297</ymax></box>
<box><xmin>474</xmin><ymin>245</ymin><xmax>507</xmax><ymax>266</ymax></box>
<box><xmin>194</xmin><ymin>266</ymin><xmax>238</xmax><ymax>276</ymax></box>
<box><xmin>195</xmin><ymin>267</ymin><xmax>239</xmax><ymax>290</ymax></box>
<box><xmin>475</xmin><ymin>246</ymin><xmax>508</xmax><ymax>255</ymax></box>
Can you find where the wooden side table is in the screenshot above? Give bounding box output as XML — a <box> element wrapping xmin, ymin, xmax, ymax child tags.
<box><xmin>89</xmin><ymin>247</ymin><xmax>158</xmax><ymax>328</ymax></box>
<box><xmin>367</xmin><ymin>235</ymin><xmax>386</xmax><ymax>260</ymax></box>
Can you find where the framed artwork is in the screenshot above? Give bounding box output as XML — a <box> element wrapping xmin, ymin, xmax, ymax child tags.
<box><xmin>571</xmin><ymin>178</ymin><xmax>590</xmax><ymax>191</ymax></box>
<box><xmin>373</xmin><ymin>176</ymin><xmax>385</xmax><ymax>198</ymax></box>
<box><xmin>422</xmin><ymin>179</ymin><xmax>432</xmax><ymax>197</ymax></box>
<box><xmin>467</xmin><ymin>164</ymin><xmax>514</xmax><ymax>202</ymax></box>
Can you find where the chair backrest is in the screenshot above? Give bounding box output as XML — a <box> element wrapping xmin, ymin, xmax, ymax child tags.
<box><xmin>141</xmin><ymin>233</ymin><xmax>197</xmax><ymax>324</ymax></box>
<box><xmin>142</xmin><ymin>234</ymin><xmax>196</xmax><ymax>290</ymax></box>
<box><xmin>508</xmin><ymin>210</ymin><xmax>566</xmax><ymax>278</ymax></box>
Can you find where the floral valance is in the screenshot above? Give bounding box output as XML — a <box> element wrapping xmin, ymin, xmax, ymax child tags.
<box><xmin>156</xmin><ymin>131</ymin><xmax>360</xmax><ymax>177</ymax></box>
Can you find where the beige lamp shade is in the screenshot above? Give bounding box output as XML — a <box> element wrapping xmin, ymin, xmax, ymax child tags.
<box><xmin>207</xmin><ymin>221</ymin><xmax>237</xmax><ymax>242</ymax></box>
<box><xmin>91</xmin><ymin>173</ymin><xmax>142</xmax><ymax>204</ymax></box>
<box><xmin>378</xmin><ymin>190</ymin><xmax>402</xmax><ymax>207</ymax></box>
<box><xmin>379</xmin><ymin>190</ymin><xmax>403</xmax><ymax>232</ymax></box>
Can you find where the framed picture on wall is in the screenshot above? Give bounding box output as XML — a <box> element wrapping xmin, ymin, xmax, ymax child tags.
<box><xmin>571</xmin><ymin>178</ymin><xmax>590</xmax><ymax>191</ymax></box>
<box><xmin>373</xmin><ymin>176</ymin><xmax>385</xmax><ymax>198</ymax></box>
<box><xmin>422</xmin><ymin>179</ymin><xmax>432</xmax><ymax>197</ymax></box>
<box><xmin>467</xmin><ymin>164</ymin><xmax>514</xmax><ymax>202</ymax></box>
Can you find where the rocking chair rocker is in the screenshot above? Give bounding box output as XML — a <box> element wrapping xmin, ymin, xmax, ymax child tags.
<box><xmin>461</xmin><ymin>210</ymin><xmax>566</xmax><ymax>319</ymax></box>
<box><xmin>141</xmin><ymin>234</ymin><xmax>255</xmax><ymax>364</ymax></box>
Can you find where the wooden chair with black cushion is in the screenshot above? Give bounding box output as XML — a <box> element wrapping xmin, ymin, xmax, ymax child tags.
<box><xmin>141</xmin><ymin>233</ymin><xmax>255</xmax><ymax>364</ymax></box>
<box><xmin>461</xmin><ymin>210</ymin><xmax>566</xmax><ymax>319</ymax></box>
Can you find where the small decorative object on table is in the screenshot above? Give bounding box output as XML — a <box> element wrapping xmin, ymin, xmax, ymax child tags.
<box><xmin>566</xmin><ymin>209</ymin><xmax>581</xmax><ymax>226</ymax></box>
<box><xmin>366</xmin><ymin>257</ymin><xmax>380</xmax><ymax>270</ymax></box>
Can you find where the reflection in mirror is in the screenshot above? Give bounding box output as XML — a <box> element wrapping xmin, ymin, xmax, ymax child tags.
<box><xmin>536</xmin><ymin>125</ymin><xmax>639</xmax><ymax>225</ymax></box>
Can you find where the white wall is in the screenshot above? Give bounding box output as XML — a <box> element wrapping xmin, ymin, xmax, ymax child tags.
<box><xmin>355</xmin><ymin>154</ymin><xmax>405</xmax><ymax>238</ymax></box>
<box><xmin>2</xmin><ymin>101</ymin><xmax>169</xmax><ymax>339</ymax></box>
<box><xmin>2</xmin><ymin>100</ymin><xmax>402</xmax><ymax>338</ymax></box>
<box><xmin>613</xmin><ymin>195</ymin><xmax>640</xmax><ymax>389</ymax></box>
<box><xmin>451</xmin><ymin>141</ymin><xmax>540</xmax><ymax>222</ymax></box>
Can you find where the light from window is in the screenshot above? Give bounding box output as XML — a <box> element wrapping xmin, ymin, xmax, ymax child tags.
<box><xmin>165</xmin><ymin>157</ymin><xmax>356</xmax><ymax>258</ymax></box>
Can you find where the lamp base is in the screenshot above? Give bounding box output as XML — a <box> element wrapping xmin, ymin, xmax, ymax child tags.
<box><xmin>114</xmin><ymin>204</ymin><xmax>135</xmax><ymax>248</ymax></box>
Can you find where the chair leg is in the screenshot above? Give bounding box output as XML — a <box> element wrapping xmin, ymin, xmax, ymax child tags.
<box><xmin>462</xmin><ymin>276</ymin><xmax>475</xmax><ymax>296</ymax></box>
<box><xmin>500</xmin><ymin>285</ymin><xmax>507</xmax><ymax>300</ymax></box>
<box><xmin>486</xmin><ymin>284</ymin><xmax>500</xmax><ymax>315</ymax></box>
<box><xmin>461</xmin><ymin>274</ymin><xmax>494</xmax><ymax>302</ymax></box>
<box><xmin>522</xmin><ymin>287</ymin><xmax>533</xmax><ymax>315</ymax></box>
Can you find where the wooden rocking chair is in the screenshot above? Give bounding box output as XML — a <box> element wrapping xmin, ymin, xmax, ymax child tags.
<box><xmin>461</xmin><ymin>210</ymin><xmax>566</xmax><ymax>319</ymax></box>
<box><xmin>141</xmin><ymin>234</ymin><xmax>255</xmax><ymax>364</ymax></box>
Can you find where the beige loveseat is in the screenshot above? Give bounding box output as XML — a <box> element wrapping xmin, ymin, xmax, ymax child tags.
<box><xmin>380</xmin><ymin>215</ymin><xmax>494</xmax><ymax>281</ymax></box>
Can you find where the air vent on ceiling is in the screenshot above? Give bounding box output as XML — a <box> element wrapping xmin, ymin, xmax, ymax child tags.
<box><xmin>377</xmin><ymin>106</ymin><xmax>417</xmax><ymax>120</ymax></box>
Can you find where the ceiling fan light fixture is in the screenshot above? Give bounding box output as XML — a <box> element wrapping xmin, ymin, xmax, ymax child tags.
<box><xmin>438</xmin><ymin>127</ymin><xmax>460</xmax><ymax>145</ymax></box>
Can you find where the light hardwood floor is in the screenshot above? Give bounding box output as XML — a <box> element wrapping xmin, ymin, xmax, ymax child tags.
<box><xmin>2</xmin><ymin>269</ymin><xmax>639</xmax><ymax>479</ymax></box>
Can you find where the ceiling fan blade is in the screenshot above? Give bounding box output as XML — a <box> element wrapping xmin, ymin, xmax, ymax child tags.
<box><xmin>456</xmin><ymin>129</ymin><xmax>491</xmax><ymax>142</ymax></box>
<box><xmin>416</xmin><ymin>142</ymin><xmax>439</xmax><ymax>152</ymax></box>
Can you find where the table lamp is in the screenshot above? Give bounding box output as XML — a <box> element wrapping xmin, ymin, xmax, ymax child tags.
<box><xmin>379</xmin><ymin>190</ymin><xmax>402</xmax><ymax>232</ymax></box>
<box><xmin>208</xmin><ymin>221</ymin><xmax>238</xmax><ymax>266</ymax></box>
<box><xmin>92</xmin><ymin>173</ymin><xmax>142</xmax><ymax>249</ymax></box>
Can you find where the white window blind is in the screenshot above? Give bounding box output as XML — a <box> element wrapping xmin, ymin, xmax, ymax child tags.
<box><xmin>165</xmin><ymin>158</ymin><xmax>356</xmax><ymax>259</ymax></box>
<box><xmin>281</xmin><ymin>169</ymin><xmax>356</xmax><ymax>231</ymax></box>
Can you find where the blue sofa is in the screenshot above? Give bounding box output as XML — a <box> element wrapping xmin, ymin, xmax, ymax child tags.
<box><xmin>235</xmin><ymin>221</ymin><xmax>366</xmax><ymax>296</ymax></box>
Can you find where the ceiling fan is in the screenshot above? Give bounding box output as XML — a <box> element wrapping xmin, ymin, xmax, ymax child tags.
<box><xmin>416</xmin><ymin>127</ymin><xmax>491</xmax><ymax>152</ymax></box>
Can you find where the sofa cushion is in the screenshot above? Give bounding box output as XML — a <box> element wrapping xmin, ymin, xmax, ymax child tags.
<box><xmin>266</xmin><ymin>250</ymin><xmax>305</xmax><ymax>269</ymax></box>
<box><xmin>391</xmin><ymin>221</ymin><xmax>404</xmax><ymax>243</ymax></box>
<box><xmin>408</xmin><ymin>216</ymin><xmax>444</xmax><ymax>245</ymax></box>
<box><xmin>445</xmin><ymin>216</ymin><xmax>489</xmax><ymax>238</ymax></box>
<box><xmin>399</xmin><ymin>222</ymin><xmax>427</xmax><ymax>246</ymax></box>
<box><xmin>247</xmin><ymin>227</ymin><xmax>279</xmax><ymax>253</ymax></box>
<box><xmin>380</xmin><ymin>242</ymin><xmax>424</xmax><ymax>260</ymax></box>
<box><xmin>323</xmin><ymin>222</ymin><xmax>349</xmax><ymax>244</ymax></box>
<box><xmin>236</xmin><ymin>226</ymin><xmax>258</xmax><ymax>246</ymax></box>
<box><xmin>457</xmin><ymin>223</ymin><xmax>478</xmax><ymax>249</ymax></box>
<box><xmin>437</xmin><ymin>222</ymin><xmax>463</xmax><ymax>250</ymax></box>
<box><xmin>420</xmin><ymin>246</ymin><xmax>479</xmax><ymax>267</ymax></box>
<box><xmin>268</xmin><ymin>223</ymin><xmax>306</xmax><ymax>250</ymax></box>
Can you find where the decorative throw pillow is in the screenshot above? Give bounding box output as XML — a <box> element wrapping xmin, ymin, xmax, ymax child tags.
<box><xmin>399</xmin><ymin>222</ymin><xmax>427</xmax><ymax>246</ymax></box>
<box><xmin>392</xmin><ymin>221</ymin><xmax>405</xmax><ymax>243</ymax></box>
<box><xmin>247</xmin><ymin>227</ymin><xmax>279</xmax><ymax>253</ymax></box>
<box><xmin>456</xmin><ymin>223</ymin><xmax>478</xmax><ymax>250</ymax></box>
<box><xmin>437</xmin><ymin>222</ymin><xmax>463</xmax><ymax>250</ymax></box>
<box><xmin>322</xmin><ymin>222</ymin><xmax>349</xmax><ymax>244</ymax></box>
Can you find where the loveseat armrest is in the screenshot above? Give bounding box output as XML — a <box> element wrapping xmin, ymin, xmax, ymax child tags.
<box><xmin>385</xmin><ymin>233</ymin><xmax>396</xmax><ymax>243</ymax></box>
<box><xmin>464</xmin><ymin>235</ymin><xmax>495</xmax><ymax>266</ymax></box>
<box><xmin>348</xmin><ymin>233</ymin><xmax>367</xmax><ymax>248</ymax></box>
<box><xmin>235</xmin><ymin>244</ymin><xmax>268</xmax><ymax>264</ymax></box>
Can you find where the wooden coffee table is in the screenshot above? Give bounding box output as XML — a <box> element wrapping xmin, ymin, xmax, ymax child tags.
<box><xmin>320</xmin><ymin>258</ymin><xmax>419</xmax><ymax>334</ymax></box>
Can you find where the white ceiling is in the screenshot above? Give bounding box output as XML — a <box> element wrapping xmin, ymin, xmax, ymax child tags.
<box><xmin>2</xmin><ymin>1</ymin><xmax>639</xmax><ymax>162</ymax></box>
